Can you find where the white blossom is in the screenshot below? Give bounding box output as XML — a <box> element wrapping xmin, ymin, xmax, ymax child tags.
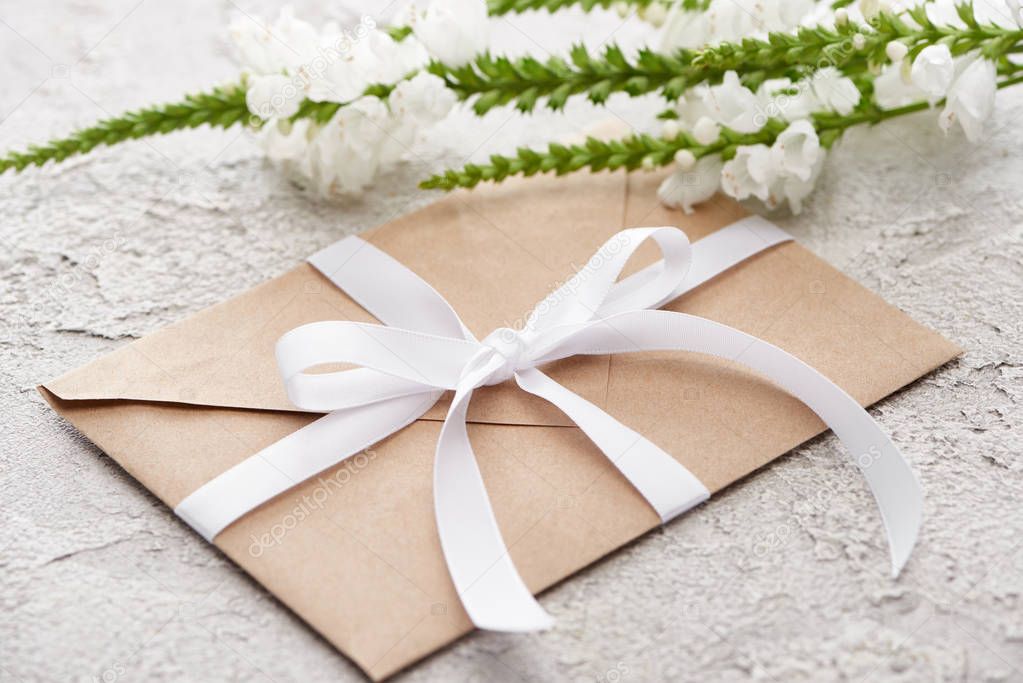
<box><xmin>659</xmin><ymin>0</ymin><xmax>815</xmax><ymax>50</ymax></box>
<box><xmin>755</xmin><ymin>78</ymin><xmax>817</xmax><ymax>123</ymax></box>
<box><xmin>721</xmin><ymin>144</ymin><xmax>777</xmax><ymax>201</ymax></box>
<box><xmin>230</xmin><ymin>6</ymin><xmax>456</xmax><ymax>196</ymax></box>
<box><xmin>228</xmin><ymin>6</ymin><xmax>321</xmax><ymax>76</ymax></box>
<box><xmin>873</xmin><ymin>63</ymin><xmax>926</xmax><ymax>108</ymax></box>
<box><xmin>911</xmin><ymin>44</ymin><xmax>955</xmax><ymax>100</ymax></box>
<box><xmin>939</xmin><ymin>56</ymin><xmax>997</xmax><ymax>142</ymax></box>
<box><xmin>658</xmin><ymin>5</ymin><xmax>710</xmax><ymax>50</ymax></box>
<box><xmin>859</xmin><ymin>0</ymin><xmax>881</xmax><ymax>21</ymax></box>
<box><xmin>229</xmin><ymin>8</ymin><xmax>429</xmax><ymax>112</ymax></box>
<box><xmin>658</xmin><ymin>155</ymin><xmax>724</xmax><ymax>213</ymax></box>
<box><xmin>772</xmin><ymin>153</ymin><xmax>825</xmax><ymax>213</ymax></box>
<box><xmin>1008</xmin><ymin>0</ymin><xmax>1023</xmax><ymax>27</ymax></box>
<box><xmin>772</xmin><ymin>120</ymin><xmax>820</xmax><ymax>181</ymax></box>
<box><xmin>674</xmin><ymin>91</ymin><xmax>713</xmax><ymax>127</ymax></box>
<box><xmin>246</xmin><ymin>74</ymin><xmax>302</xmax><ymax>120</ymax></box>
<box><xmin>927</xmin><ymin>0</ymin><xmax>1019</xmax><ymax>29</ymax></box>
<box><xmin>711</xmin><ymin>119</ymin><xmax>826</xmax><ymax>213</ymax></box>
<box><xmin>703</xmin><ymin>71</ymin><xmax>763</xmax><ymax>133</ymax></box>
<box><xmin>410</xmin><ymin>0</ymin><xmax>489</xmax><ymax>67</ymax></box>
<box><xmin>260</xmin><ymin>73</ymin><xmax>455</xmax><ymax>196</ymax></box>
<box><xmin>809</xmin><ymin>68</ymin><xmax>860</xmax><ymax>115</ymax></box>
<box><xmin>640</xmin><ymin>2</ymin><xmax>668</xmax><ymax>26</ymax></box>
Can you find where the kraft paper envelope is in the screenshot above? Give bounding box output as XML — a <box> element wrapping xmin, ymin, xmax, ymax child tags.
<box><xmin>41</xmin><ymin>169</ymin><xmax>959</xmax><ymax>680</ymax></box>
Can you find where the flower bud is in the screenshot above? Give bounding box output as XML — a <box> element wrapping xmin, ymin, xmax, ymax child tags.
<box><xmin>641</xmin><ymin>2</ymin><xmax>667</xmax><ymax>26</ymax></box>
<box><xmin>673</xmin><ymin>149</ymin><xmax>697</xmax><ymax>171</ymax></box>
<box><xmin>693</xmin><ymin>117</ymin><xmax>721</xmax><ymax>145</ymax></box>
<box><xmin>885</xmin><ymin>40</ymin><xmax>908</xmax><ymax>63</ymax></box>
<box><xmin>661</xmin><ymin>120</ymin><xmax>681</xmax><ymax>139</ymax></box>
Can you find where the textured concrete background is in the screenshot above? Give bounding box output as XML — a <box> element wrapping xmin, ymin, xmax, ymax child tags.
<box><xmin>1</xmin><ymin>1</ymin><xmax>1021</xmax><ymax>681</ymax></box>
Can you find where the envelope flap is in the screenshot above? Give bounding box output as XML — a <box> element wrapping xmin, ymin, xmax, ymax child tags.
<box><xmin>45</xmin><ymin>171</ymin><xmax>696</xmax><ymax>425</ymax></box>
<box><xmin>42</xmin><ymin>262</ymin><xmax>370</xmax><ymax>411</ymax></box>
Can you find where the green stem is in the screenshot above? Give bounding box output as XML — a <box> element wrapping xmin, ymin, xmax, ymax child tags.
<box><xmin>430</xmin><ymin>13</ymin><xmax>1022</xmax><ymax>115</ymax></box>
<box><xmin>419</xmin><ymin>75</ymin><xmax>1023</xmax><ymax>191</ymax></box>
<box><xmin>0</xmin><ymin>84</ymin><xmax>250</xmax><ymax>174</ymax></box>
<box><xmin>3</xmin><ymin>8</ymin><xmax>1020</xmax><ymax>176</ymax></box>
<box><xmin>0</xmin><ymin>83</ymin><xmax>357</xmax><ymax>175</ymax></box>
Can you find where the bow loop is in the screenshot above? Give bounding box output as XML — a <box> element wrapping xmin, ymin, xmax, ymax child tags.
<box><xmin>523</xmin><ymin>227</ymin><xmax>694</xmax><ymax>337</ymax></box>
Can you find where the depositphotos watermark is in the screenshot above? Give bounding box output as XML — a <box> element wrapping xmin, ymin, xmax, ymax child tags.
<box><xmin>249</xmin><ymin>15</ymin><xmax>377</xmax><ymax>121</ymax></box>
<box><xmin>498</xmin><ymin>231</ymin><xmax>634</xmax><ymax>340</ymax></box>
<box><xmin>248</xmin><ymin>448</ymin><xmax>377</xmax><ymax>557</ymax></box>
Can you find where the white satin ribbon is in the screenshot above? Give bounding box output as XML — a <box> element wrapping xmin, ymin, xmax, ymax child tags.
<box><xmin>174</xmin><ymin>216</ymin><xmax>922</xmax><ymax>631</ymax></box>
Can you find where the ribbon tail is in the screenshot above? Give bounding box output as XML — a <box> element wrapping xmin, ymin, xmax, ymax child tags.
<box><xmin>434</xmin><ymin>374</ymin><xmax>554</xmax><ymax>632</ymax></box>
<box><xmin>533</xmin><ymin>310</ymin><xmax>922</xmax><ymax>577</ymax></box>
<box><xmin>514</xmin><ymin>367</ymin><xmax>709</xmax><ymax>523</ymax></box>
<box><xmin>739</xmin><ymin>340</ymin><xmax>922</xmax><ymax>577</ymax></box>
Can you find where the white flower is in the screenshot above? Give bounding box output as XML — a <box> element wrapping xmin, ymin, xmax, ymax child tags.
<box><xmin>716</xmin><ymin>121</ymin><xmax>826</xmax><ymax>212</ymax></box>
<box><xmin>309</xmin><ymin>97</ymin><xmax>392</xmax><ymax>193</ymax></box>
<box><xmin>1008</xmin><ymin>0</ymin><xmax>1023</xmax><ymax>27</ymax></box>
<box><xmin>755</xmin><ymin>78</ymin><xmax>817</xmax><ymax>123</ymax></box>
<box><xmin>659</xmin><ymin>0</ymin><xmax>814</xmax><ymax>50</ymax></box>
<box><xmin>246</xmin><ymin>74</ymin><xmax>302</xmax><ymax>120</ymax></box>
<box><xmin>309</xmin><ymin>30</ymin><xmax>428</xmax><ymax>104</ymax></box>
<box><xmin>911</xmin><ymin>44</ymin><xmax>955</xmax><ymax>100</ymax></box>
<box><xmin>640</xmin><ymin>2</ymin><xmax>668</xmax><ymax>26</ymax></box>
<box><xmin>926</xmin><ymin>0</ymin><xmax>1019</xmax><ymax>29</ymax></box>
<box><xmin>230</xmin><ymin>6</ymin><xmax>458</xmax><ymax>197</ymax></box>
<box><xmin>873</xmin><ymin>63</ymin><xmax>926</xmax><ymax>108</ymax></box>
<box><xmin>674</xmin><ymin>91</ymin><xmax>712</xmax><ymax>127</ymax></box>
<box><xmin>658</xmin><ymin>5</ymin><xmax>708</xmax><ymax>50</ymax></box>
<box><xmin>377</xmin><ymin>72</ymin><xmax>457</xmax><ymax>164</ymax></box>
<box><xmin>228</xmin><ymin>6</ymin><xmax>320</xmax><ymax>75</ymax></box>
<box><xmin>658</xmin><ymin>155</ymin><xmax>724</xmax><ymax>213</ymax></box>
<box><xmin>809</xmin><ymin>68</ymin><xmax>860</xmax><ymax>115</ymax></box>
<box><xmin>283</xmin><ymin>75</ymin><xmax>454</xmax><ymax>196</ymax></box>
<box><xmin>859</xmin><ymin>0</ymin><xmax>881</xmax><ymax>21</ymax></box>
<box><xmin>261</xmin><ymin>118</ymin><xmax>315</xmax><ymax>163</ymax></box>
<box><xmin>391</xmin><ymin>71</ymin><xmax>457</xmax><ymax>122</ymax></box>
<box><xmin>703</xmin><ymin>71</ymin><xmax>762</xmax><ymax>133</ymax></box>
<box><xmin>939</xmin><ymin>57</ymin><xmax>997</xmax><ymax>142</ymax></box>
<box><xmin>411</xmin><ymin>0</ymin><xmax>489</xmax><ymax>67</ymax></box>
<box><xmin>772</xmin><ymin>152</ymin><xmax>825</xmax><ymax>213</ymax></box>
<box><xmin>721</xmin><ymin>144</ymin><xmax>778</xmax><ymax>201</ymax></box>
<box><xmin>771</xmin><ymin>120</ymin><xmax>820</xmax><ymax>182</ymax></box>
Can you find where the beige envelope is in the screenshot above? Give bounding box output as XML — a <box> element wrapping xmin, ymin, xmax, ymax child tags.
<box><xmin>40</xmin><ymin>169</ymin><xmax>959</xmax><ymax>680</ymax></box>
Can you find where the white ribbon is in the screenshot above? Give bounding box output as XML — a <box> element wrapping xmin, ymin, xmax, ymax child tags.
<box><xmin>175</xmin><ymin>216</ymin><xmax>922</xmax><ymax>632</ymax></box>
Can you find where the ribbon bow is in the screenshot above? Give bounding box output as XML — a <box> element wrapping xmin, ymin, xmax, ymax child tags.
<box><xmin>176</xmin><ymin>218</ymin><xmax>922</xmax><ymax>633</ymax></box>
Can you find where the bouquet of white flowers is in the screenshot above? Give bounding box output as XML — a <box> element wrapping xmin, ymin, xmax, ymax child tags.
<box><xmin>2</xmin><ymin>0</ymin><xmax>1020</xmax><ymax>214</ymax></box>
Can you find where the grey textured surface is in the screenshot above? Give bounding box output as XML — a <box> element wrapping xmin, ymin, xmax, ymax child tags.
<box><xmin>1</xmin><ymin>2</ymin><xmax>1021</xmax><ymax>682</ymax></box>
